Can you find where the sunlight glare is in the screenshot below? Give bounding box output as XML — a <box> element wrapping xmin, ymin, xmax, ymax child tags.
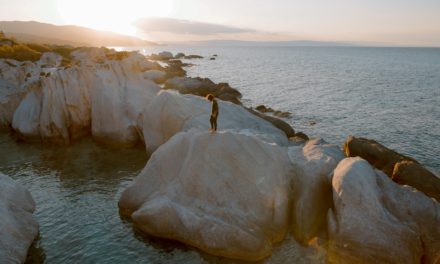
<box><xmin>56</xmin><ymin>0</ymin><xmax>174</xmax><ymax>36</ymax></box>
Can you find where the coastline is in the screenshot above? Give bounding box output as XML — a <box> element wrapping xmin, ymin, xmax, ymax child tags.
<box><xmin>0</xmin><ymin>41</ymin><xmax>439</xmax><ymax>263</ymax></box>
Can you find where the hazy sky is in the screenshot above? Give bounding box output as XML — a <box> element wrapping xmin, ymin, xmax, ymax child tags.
<box><xmin>1</xmin><ymin>0</ymin><xmax>440</xmax><ymax>46</ymax></box>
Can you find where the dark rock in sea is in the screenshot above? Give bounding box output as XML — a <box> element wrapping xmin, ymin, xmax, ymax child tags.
<box><xmin>293</xmin><ymin>132</ymin><xmax>309</xmax><ymax>141</ymax></box>
<box><xmin>246</xmin><ymin>108</ymin><xmax>295</xmax><ymax>138</ymax></box>
<box><xmin>213</xmin><ymin>54</ymin><xmax>218</xmax><ymax>57</ymax></box>
<box><xmin>163</xmin><ymin>62</ymin><xmax>187</xmax><ymax>79</ymax></box>
<box><xmin>183</xmin><ymin>55</ymin><xmax>204</xmax><ymax>59</ymax></box>
<box><xmin>256</xmin><ymin>105</ymin><xmax>291</xmax><ymax>118</ymax></box>
<box><xmin>393</xmin><ymin>160</ymin><xmax>440</xmax><ymax>202</ymax></box>
<box><xmin>210</xmin><ymin>57</ymin><xmax>216</xmax><ymax>60</ymax></box>
<box><xmin>164</xmin><ymin>77</ymin><xmax>242</xmax><ymax>104</ymax></box>
<box><xmin>217</xmin><ymin>93</ymin><xmax>242</xmax><ymax>105</ymax></box>
<box><xmin>273</xmin><ymin>110</ymin><xmax>292</xmax><ymax>118</ymax></box>
<box><xmin>309</xmin><ymin>121</ymin><xmax>317</xmax><ymax>126</ymax></box>
<box><xmin>343</xmin><ymin>136</ymin><xmax>440</xmax><ymax>201</ymax></box>
<box><xmin>147</xmin><ymin>51</ymin><xmax>174</xmax><ymax>61</ymax></box>
<box><xmin>256</xmin><ymin>105</ymin><xmax>273</xmax><ymax>113</ymax></box>
<box><xmin>174</xmin><ymin>52</ymin><xmax>185</xmax><ymax>59</ymax></box>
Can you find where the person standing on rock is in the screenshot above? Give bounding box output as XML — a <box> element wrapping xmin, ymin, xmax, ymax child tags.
<box><xmin>206</xmin><ymin>94</ymin><xmax>219</xmax><ymax>132</ymax></box>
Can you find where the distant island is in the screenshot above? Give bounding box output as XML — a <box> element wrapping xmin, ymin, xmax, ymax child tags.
<box><xmin>0</xmin><ymin>21</ymin><xmax>158</xmax><ymax>47</ymax></box>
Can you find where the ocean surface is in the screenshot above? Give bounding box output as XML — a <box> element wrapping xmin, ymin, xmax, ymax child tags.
<box><xmin>1</xmin><ymin>46</ymin><xmax>439</xmax><ymax>263</ymax></box>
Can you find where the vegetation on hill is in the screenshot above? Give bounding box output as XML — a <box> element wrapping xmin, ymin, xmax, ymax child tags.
<box><xmin>0</xmin><ymin>31</ymin><xmax>76</xmax><ymax>62</ymax></box>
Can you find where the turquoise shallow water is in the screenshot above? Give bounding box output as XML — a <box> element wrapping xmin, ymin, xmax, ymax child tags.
<box><xmin>139</xmin><ymin>46</ymin><xmax>440</xmax><ymax>174</ymax></box>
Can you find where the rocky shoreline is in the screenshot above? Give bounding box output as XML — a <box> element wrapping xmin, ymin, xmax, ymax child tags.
<box><xmin>1</xmin><ymin>39</ymin><xmax>439</xmax><ymax>263</ymax></box>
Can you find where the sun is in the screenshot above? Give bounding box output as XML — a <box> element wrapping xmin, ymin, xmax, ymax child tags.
<box><xmin>56</xmin><ymin>0</ymin><xmax>174</xmax><ymax>36</ymax></box>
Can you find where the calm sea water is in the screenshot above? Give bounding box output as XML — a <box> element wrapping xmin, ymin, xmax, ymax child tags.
<box><xmin>1</xmin><ymin>46</ymin><xmax>439</xmax><ymax>263</ymax></box>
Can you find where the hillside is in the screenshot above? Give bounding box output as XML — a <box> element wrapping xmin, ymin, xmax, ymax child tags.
<box><xmin>0</xmin><ymin>21</ymin><xmax>157</xmax><ymax>47</ymax></box>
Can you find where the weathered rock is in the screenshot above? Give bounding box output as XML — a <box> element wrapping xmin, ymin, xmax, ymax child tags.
<box><xmin>256</xmin><ymin>105</ymin><xmax>274</xmax><ymax>113</ymax></box>
<box><xmin>392</xmin><ymin>160</ymin><xmax>440</xmax><ymax>202</ymax></box>
<box><xmin>139</xmin><ymin>91</ymin><xmax>288</xmax><ymax>154</ymax></box>
<box><xmin>246</xmin><ymin>108</ymin><xmax>295</xmax><ymax>138</ymax></box>
<box><xmin>119</xmin><ymin>131</ymin><xmax>293</xmax><ymax>261</ymax></box>
<box><xmin>174</xmin><ymin>52</ymin><xmax>185</xmax><ymax>59</ymax></box>
<box><xmin>273</xmin><ymin>110</ymin><xmax>292</xmax><ymax>118</ymax></box>
<box><xmin>217</xmin><ymin>93</ymin><xmax>242</xmax><ymax>105</ymax></box>
<box><xmin>39</xmin><ymin>52</ymin><xmax>62</xmax><ymax>68</ymax></box>
<box><xmin>148</xmin><ymin>51</ymin><xmax>174</xmax><ymax>61</ymax></box>
<box><xmin>343</xmin><ymin>136</ymin><xmax>440</xmax><ymax>201</ymax></box>
<box><xmin>0</xmin><ymin>59</ymin><xmax>42</xmax><ymax>129</ymax></box>
<box><xmin>288</xmin><ymin>139</ymin><xmax>344</xmax><ymax>244</ymax></box>
<box><xmin>292</xmin><ymin>131</ymin><xmax>309</xmax><ymax>141</ymax></box>
<box><xmin>11</xmin><ymin>53</ymin><xmax>161</xmax><ymax>146</ymax></box>
<box><xmin>0</xmin><ymin>173</ymin><xmax>39</xmax><ymax>264</ymax></box>
<box><xmin>328</xmin><ymin>157</ymin><xmax>440</xmax><ymax>264</ymax></box>
<box><xmin>183</xmin><ymin>54</ymin><xmax>203</xmax><ymax>59</ymax></box>
<box><xmin>164</xmin><ymin>77</ymin><xmax>242</xmax><ymax>104</ymax></box>
<box><xmin>143</xmin><ymin>70</ymin><xmax>166</xmax><ymax>83</ymax></box>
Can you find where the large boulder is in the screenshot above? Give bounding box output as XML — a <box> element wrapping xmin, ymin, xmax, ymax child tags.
<box><xmin>139</xmin><ymin>91</ymin><xmax>288</xmax><ymax>153</ymax></box>
<box><xmin>0</xmin><ymin>173</ymin><xmax>39</xmax><ymax>263</ymax></box>
<box><xmin>11</xmin><ymin>53</ymin><xmax>161</xmax><ymax>146</ymax></box>
<box><xmin>164</xmin><ymin>77</ymin><xmax>242</xmax><ymax>104</ymax></box>
<box><xmin>119</xmin><ymin>131</ymin><xmax>293</xmax><ymax>261</ymax></box>
<box><xmin>288</xmin><ymin>139</ymin><xmax>344</xmax><ymax>244</ymax></box>
<box><xmin>343</xmin><ymin>136</ymin><xmax>440</xmax><ymax>201</ymax></box>
<box><xmin>0</xmin><ymin>59</ymin><xmax>41</xmax><ymax>129</ymax></box>
<box><xmin>392</xmin><ymin>160</ymin><xmax>440</xmax><ymax>202</ymax></box>
<box><xmin>328</xmin><ymin>157</ymin><xmax>440</xmax><ymax>264</ymax></box>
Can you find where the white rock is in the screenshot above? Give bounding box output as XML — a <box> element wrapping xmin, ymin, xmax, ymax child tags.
<box><xmin>38</xmin><ymin>52</ymin><xmax>62</xmax><ymax>68</ymax></box>
<box><xmin>287</xmin><ymin>138</ymin><xmax>344</xmax><ymax>244</ymax></box>
<box><xmin>0</xmin><ymin>60</ymin><xmax>41</xmax><ymax>128</ymax></box>
<box><xmin>328</xmin><ymin>157</ymin><xmax>440</xmax><ymax>263</ymax></box>
<box><xmin>0</xmin><ymin>173</ymin><xmax>38</xmax><ymax>264</ymax></box>
<box><xmin>140</xmin><ymin>90</ymin><xmax>288</xmax><ymax>153</ymax></box>
<box><xmin>11</xmin><ymin>55</ymin><xmax>161</xmax><ymax>146</ymax></box>
<box><xmin>119</xmin><ymin>131</ymin><xmax>293</xmax><ymax>261</ymax></box>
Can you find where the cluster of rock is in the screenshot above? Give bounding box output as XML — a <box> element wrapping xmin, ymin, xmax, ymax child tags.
<box><xmin>1</xmin><ymin>47</ymin><xmax>439</xmax><ymax>263</ymax></box>
<box><xmin>255</xmin><ymin>104</ymin><xmax>292</xmax><ymax>118</ymax></box>
<box><xmin>344</xmin><ymin>136</ymin><xmax>440</xmax><ymax>201</ymax></box>
<box><xmin>147</xmin><ymin>51</ymin><xmax>203</xmax><ymax>61</ymax></box>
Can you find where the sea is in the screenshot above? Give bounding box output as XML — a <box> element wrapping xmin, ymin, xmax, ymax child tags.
<box><xmin>0</xmin><ymin>46</ymin><xmax>439</xmax><ymax>263</ymax></box>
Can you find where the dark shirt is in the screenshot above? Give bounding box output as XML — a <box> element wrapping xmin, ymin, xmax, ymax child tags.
<box><xmin>211</xmin><ymin>99</ymin><xmax>219</xmax><ymax>117</ymax></box>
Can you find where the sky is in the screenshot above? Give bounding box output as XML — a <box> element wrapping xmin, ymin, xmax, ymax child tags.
<box><xmin>1</xmin><ymin>0</ymin><xmax>440</xmax><ymax>46</ymax></box>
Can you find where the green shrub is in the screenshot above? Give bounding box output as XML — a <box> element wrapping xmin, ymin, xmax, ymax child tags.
<box><xmin>0</xmin><ymin>44</ymin><xmax>41</xmax><ymax>62</ymax></box>
<box><xmin>26</xmin><ymin>43</ymin><xmax>51</xmax><ymax>53</ymax></box>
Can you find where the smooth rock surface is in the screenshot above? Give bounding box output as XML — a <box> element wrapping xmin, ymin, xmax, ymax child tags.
<box><xmin>0</xmin><ymin>173</ymin><xmax>39</xmax><ymax>264</ymax></box>
<box><xmin>164</xmin><ymin>76</ymin><xmax>242</xmax><ymax>104</ymax></box>
<box><xmin>344</xmin><ymin>135</ymin><xmax>440</xmax><ymax>201</ymax></box>
<box><xmin>0</xmin><ymin>59</ymin><xmax>41</xmax><ymax>128</ymax></box>
<box><xmin>288</xmin><ymin>139</ymin><xmax>344</xmax><ymax>244</ymax></box>
<box><xmin>139</xmin><ymin>90</ymin><xmax>288</xmax><ymax>153</ymax></box>
<box><xmin>328</xmin><ymin>157</ymin><xmax>440</xmax><ymax>264</ymax></box>
<box><xmin>11</xmin><ymin>53</ymin><xmax>161</xmax><ymax>146</ymax></box>
<box><xmin>119</xmin><ymin>131</ymin><xmax>293</xmax><ymax>261</ymax></box>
